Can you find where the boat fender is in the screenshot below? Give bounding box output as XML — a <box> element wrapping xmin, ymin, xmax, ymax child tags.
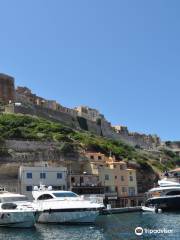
<box><xmin>48</xmin><ymin>208</ymin><xmax>52</xmax><ymax>214</ymax></box>
<box><xmin>1</xmin><ymin>213</ymin><xmax>4</xmax><ymax>219</ymax></box>
<box><xmin>158</xmin><ymin>209</ymin><xmax>162</xmax><ymax>213</ymax></box>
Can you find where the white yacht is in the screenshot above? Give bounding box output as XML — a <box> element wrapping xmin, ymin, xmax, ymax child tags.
<box><xmin>0</xmin><ymin>189</ymin><xmax>37</xmax><ymax>227</ymax></box>
<box><xmin>145</xmin><ymin>178</ymin><xmax>180</xmax><ymax>211</ymax></box>
<box><xmin>32</xmin><ymin>185</ymin><xmax>104</xmax><ymax>224</ymax></box>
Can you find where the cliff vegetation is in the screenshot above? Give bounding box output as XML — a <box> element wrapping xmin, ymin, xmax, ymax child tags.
<box><xmin>0</xmin><ymin>113</ymin><xmax>179</xmax><ymax>173</ymax></box>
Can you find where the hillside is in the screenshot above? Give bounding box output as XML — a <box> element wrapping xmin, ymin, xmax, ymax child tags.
<box><xmin>0</xmin><ymin>113</ymin><xmax>179</xmax><ymax>174</ymax></box>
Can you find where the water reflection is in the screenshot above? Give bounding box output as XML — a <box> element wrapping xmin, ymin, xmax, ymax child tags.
<box><xmin>0</xmin><ymin>212</ymin><xmax>179</xmax><ymax>240</ymax></box>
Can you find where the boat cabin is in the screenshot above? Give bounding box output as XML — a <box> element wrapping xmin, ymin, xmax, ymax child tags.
<box><xmin>32</xmin><ymin>186</ymin><xmax>79</xmax><ymax>201</ymax></box>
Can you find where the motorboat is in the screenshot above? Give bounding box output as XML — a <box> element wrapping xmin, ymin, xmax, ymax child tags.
<box><xmin>0</xmin><ymin>189</ymin><xmax>37</xmax><ymax>227</ymax></box>
<box><xmin>141</xmin><ymin>205</ymin><xmax>162</xmax><ymax>213</ymax></box>
<box><xmin>141</xmin><ymin>206</ymin><xmax>156</xmax><ymax>212</ymax></box>
<box><xmin>32</xmin><ymin>185</ymin><xmax>104</xmax><ymax>224</ymax></box>
<box><xmin>145</xmin><ymin>178</ymin><xmax>180</xmax><ymax>211</ymax></box>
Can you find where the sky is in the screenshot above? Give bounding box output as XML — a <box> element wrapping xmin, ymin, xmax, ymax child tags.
<box><xmin>0</xmin><ymin>0</ymin><xmax>180</xmax><ymax>141</ymax></box>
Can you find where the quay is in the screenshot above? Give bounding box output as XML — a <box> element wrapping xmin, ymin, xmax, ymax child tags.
<box><xmin>102</xmin><ymin>206</ymin><xmax>142</xmax><ymax>215</ymax></box>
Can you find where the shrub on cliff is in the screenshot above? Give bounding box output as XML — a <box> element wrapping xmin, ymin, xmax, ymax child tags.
<box><xmin>0</xmin><ymin>113</ymin><xmax>177</xmax><ymax>172</ymax></box>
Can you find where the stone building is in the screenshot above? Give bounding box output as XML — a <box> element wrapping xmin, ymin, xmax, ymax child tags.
<box><xmin>0</xmin><ymin>73</ymin><xmax>15</xmax><ymax>103</ymax></box>
<box><xmin>113</xmin><ymin>125</ymin><xmax>129</xmax><ymax>135</ymax></box>
<box><xmin>74</xmin><ymin>106</ymin><xmax>105</xmax><ymax>122</ymax></box>
<box><xmin>16</xmin><ymin>86</ymin><xmax>45</xmax><ymax>106</ymax></box>
<box><xmin>83</xmin><ymin>152</ymin><xmax>140</xmax><ymax>207</ymax></box>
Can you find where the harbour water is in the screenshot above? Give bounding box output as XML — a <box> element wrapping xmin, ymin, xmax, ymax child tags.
<box><xmin>0</xmin><ymin>212</ymin><xmax>180</xmax><ymax>240</ymax></box>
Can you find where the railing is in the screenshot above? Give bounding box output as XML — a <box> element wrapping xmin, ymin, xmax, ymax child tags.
<box><xmin>83</xmin><ymin>194</ymin><xmax>104</xmax><ymax>204</ymax></box>
<box><xmin>104</xmin><ymin>192</ymin><xmax>118</xmax><ymax>197</ymax></box>
<box><xmin>161</xmin><ymin>177</ymin><xmax>180</xmax><ymax>183</ymax></box>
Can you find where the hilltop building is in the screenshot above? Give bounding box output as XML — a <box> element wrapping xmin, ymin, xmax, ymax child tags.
<box><xmin>0</xmin><ymin>73</ymin><xmax>15</xmax><ymax>104</ymax></box>
<box><xmin>113</xmin><ymin>125</ymin><xmax>129</xmax><ymax>135</ymax></box>
<box><xmin>74</xmin><ymin>106</ymin><xmax>105</xmax><ymax>122</ymax></box>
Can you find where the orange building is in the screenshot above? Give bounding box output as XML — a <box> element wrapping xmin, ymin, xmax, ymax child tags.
<box><xmin>83</xmin><ymin>152</ymin><xmax>139</xmax><ymax>207</ymax></box>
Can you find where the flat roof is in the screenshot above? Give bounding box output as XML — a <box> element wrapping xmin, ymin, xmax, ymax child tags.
<box><xmin>19</xmin><ymin>166</ymin><xmax>67</xmax><ymax>171</ymax></box>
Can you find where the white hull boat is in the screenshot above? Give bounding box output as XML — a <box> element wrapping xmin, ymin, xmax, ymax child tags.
<box><xmin>0</xmin><ymin>210</ymin><xmax>36</xmax><ymax>228</ymax></box>
<box><xmin>0</xmin><ymin>189</ymin><xmax>37</xmax><ymax>228</ymax></box>
<box><xmin>33</xmin><ymin>185</ymin><xmax>104</xmax><ymax>224</ymax></box>
<box><xmin>38</xmin><ymin>210</ymin><xmax>99</xmax><ymax>224</ymax></box>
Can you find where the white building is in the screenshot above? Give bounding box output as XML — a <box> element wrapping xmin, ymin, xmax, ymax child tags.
<box><xmin>19</xmin><ymin>166</ymin><xmax>67</xmax><ymax>199</ymax></box>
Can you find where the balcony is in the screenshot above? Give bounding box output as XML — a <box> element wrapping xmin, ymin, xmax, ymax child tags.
<box><xmin>105</xmin><ymin>191</ymin><xmax>118</xmax><ymax>200</ymax></box>
<box><xmin>72</xmin><ymin>185</ymin><xmax>105</xmax><ymax>195</ymax></box>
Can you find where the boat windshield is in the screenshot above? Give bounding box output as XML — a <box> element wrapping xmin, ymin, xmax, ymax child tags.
<box><xmin>52</xmin><ymin>192</ymin><xmax>78</xmax><ymax>198</ymax></box>
<box><xmin>0</xmin><ymin>196</ymin><xmax>28</xmax><ymax>203</ymax></box>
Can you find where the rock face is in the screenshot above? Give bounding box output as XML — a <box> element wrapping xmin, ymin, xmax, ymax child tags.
<box><xmin>3</xmin><ymin>140</ymin><xmax>82</xmax><ymax>163</ymax></box>
<box><xmin>5</xmin><ymin>103</ymin><xmax>160</xmax><ymax>149</ymax></box>
<box><xmin>0</xmin><ymin>140</ymin><xmax>83</xmax><ymax>192</ymax></box>
<box><xmin>128</xmin><ymin>162</ymin><xmax>159</xmax><ymax>194</ymax></box>
<box><xmin>0</xmin><ymin>140</ymin><xmax>159</xmax><ymax>194</ymax></box>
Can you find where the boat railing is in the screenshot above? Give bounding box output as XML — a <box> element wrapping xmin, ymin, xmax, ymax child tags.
<box><xmin>160</xmin><ymin>177</ymin><xmax>180</xmax><ymax>184</ymax></box>
<box><xmin>83</xmin><ymin>194</ymin><xmax>104</xmax><ymax>204</ymax></box>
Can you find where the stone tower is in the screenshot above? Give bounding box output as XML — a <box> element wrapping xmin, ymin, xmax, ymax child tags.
<box><xmin>0</xmin><ymin>73</ymin><xmax>15</xmax><ymax>103</ymax></box>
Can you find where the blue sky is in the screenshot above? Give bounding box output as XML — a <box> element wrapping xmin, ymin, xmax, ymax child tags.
<box><xmin>0</xmin><ymin>0</ymin><xmax>179</xmax><ymax>140</ymax></box>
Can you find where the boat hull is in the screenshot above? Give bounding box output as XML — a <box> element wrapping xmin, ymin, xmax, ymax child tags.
<box><xmin>141</xmin><ymin>206</ymin><xmax>155</xmax><ymax>212</ymax></box>
<box><xmin>0</xmin><ymin>211</ymin><xmax>35</xmax><ymax>228</ymax></box>
<box><xmin>37</xmin><ymin>209</ymin><xmax>100</xmax><ymax>224</ymax></box>
<box><xmin>146</xmin><ymin>195</ymin><xmax>180</xmax><ymax>211</ymax></box>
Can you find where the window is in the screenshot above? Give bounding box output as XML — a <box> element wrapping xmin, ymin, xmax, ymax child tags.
<box><xmin>52</xmin><ymin>192</ymin><xmax>78</xmax><ymax>198</ymax></box>
<box><xmin>131</xmin><ymin>200</ymin><xmax>136</xmax><ymax>206</ymax></box>
<box><xmin>105</xmin><ymin>174</ymin><xmax>109</xmax><ymax>180</ymax></box>
<box><xmin>80</xmin><ymin>176</ymin><xmax>84</xmax><ymax>183</ymax></box>
<box><xmin>90</xmin><ymin>155</ymin><xmax>94</xmax><ymax>160</ymax></box>
<box><xmin>1</xmin><ymin>196</ymin><xmax>28</xmax><ymax>202</ymax></box>
<box><xmin>40</xmin><ymin>172</ymin><xmax>46</xmax><ymax>179</ymax></box>
<box><xmin>130</xmin><ymin>176</ymin><xmax>133</xmax><ymax>181</ymax></box>
<box><xmin>122</xmin><ymin>187</ymin><xmax>127</xmax><ymax>193</ymax></box>
<box><xmin>120</xmin><ymin>165</ymin><xmax>124</xmax><ymax>170</ymax></box>
<box><xmin>166</xmin><ymin>191</ymin><xmax>180</xmax><ymax>196</ymax></box>
<box><xmin>26</xmin><ymin>172</ymin><xmax>32</xmax><ymax>179</ymax></box>
<box><xmin>115</xmin><ymin>186</ymin><xmax>118</xmax><ymax>192</ymax></box>
<box><xmin>128</xmin><ymin>187</ymin><xmax>135</xmax><ymax>196</ymax></box>
<box><xmin>115</xmin><ymin>176</ymin><xmax>117</xmax><ymax>179</ymax></box>
<box><xmin>98</xmin><ymin>156</ymin><xmax>102</xmax><ymax>160</ymax></box>
<box><xmin>37</xmin><ymin>194</ymin><xmax>53</xmax><ymax>200</ymax></box>
<box><xmin>121</xmin><ymin>176</ymin><xmax>124</xmax><ymax>181</ymax></box>
<box><xmin>71</xmin><ymin>177</ymin><xmax>75</xmax><ymax>183</ymax></box>
<box><xmin>26</xmin><ymin>186</ymin><xmax>32</xmax><ymax>191</ymax></box>
<box><xmin>52</xmin><ymin>186</ymin><xmax>62</xmax><ymax>190</ymax></box>
<box><xmin>57</xmin><ymin>173</ymin><xmax>62</xmax><ymax>179</ymax></box>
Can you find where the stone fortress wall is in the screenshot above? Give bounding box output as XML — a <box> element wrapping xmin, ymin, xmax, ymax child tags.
<box><xmin>1</xmin><ymin>73</ymin><xmax>161</xmax><ymax>149</ymax></box>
